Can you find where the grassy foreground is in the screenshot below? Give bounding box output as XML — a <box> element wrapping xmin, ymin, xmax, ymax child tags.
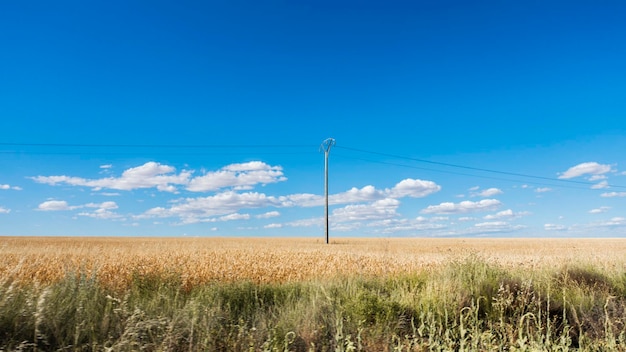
<box><xmin>1</xmin><ymin>237</ymin><xmax>626</xmax><ymax>351</ymax></box>
<box><xmin>2</xmin><ymin>256</ymin><xmax>626</xmax><ymax>351</ymax></box>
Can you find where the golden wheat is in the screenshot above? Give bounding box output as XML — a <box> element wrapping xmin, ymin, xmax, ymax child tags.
<box><xmin>1</xmin><ymin>237</ymin><xmax>625</xmax><ymax>291</ymax></box>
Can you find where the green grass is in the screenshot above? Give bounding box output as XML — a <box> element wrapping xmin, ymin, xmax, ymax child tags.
<box><xmin>1</xmin><ymin>256</ymin><xmax>625</xmax><ymax>351</ymax></box>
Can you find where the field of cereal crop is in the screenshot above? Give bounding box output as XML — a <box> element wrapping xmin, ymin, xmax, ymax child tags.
<box><xmin>2</xmin><ymin>237</ymin><xmax>626</xmax><ymax>350</ymax></box>
<box><xmin>2</xmin><ymin>237</ymin><xmax>625</xmax><ymax>289</ymax></box>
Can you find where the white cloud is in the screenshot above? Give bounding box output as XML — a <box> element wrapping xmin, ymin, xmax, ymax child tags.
<box><xmin>473</xmin><ymin>221</ymin><xmax>525</xmax><ymax>233</ymax></box>
<box><xmin>388</xmin><ymin>179</ymin><xmax>441</xmax><ymax>198</ymax></box>
<box><xmin>37</xmin><ymin>200</ymin><xmax>73</xmax><ymax>211</ymax></box>
<box><xmin>78</xmin><ymin>208</ymin><xmax>123</xmax><ymax>220</ymax></box>
<box><xmin>458</xmin><ymin>216</ymin><xmax>476</xmax><ymax>222</ymax></box>
<box><xmin>591</xmin><ymin>181</ymin><xmax>609</xmax><ymax>189</ymax></box>
<box><xmin>38</xmin><ymin>200</ymin><xmax>122</xmax><ymax>220</ymax></box>
<box><xmin>0</xmin><ymin>184</ymin><xmax>21</xmax><ymax>190</ymax></box>
<box><xmin>136</xmin><ymin>177</ymin><xmax>440</xmax><ymax>224</ymax></box>
<box><xmin>589</xmin><ymin>206</ymin><xmax>610</xmax><ymax>214</ymax></box>
<box><xmin>469</xmin><ymin>186</ymin><xmax>480</xmax><ymax>191</ymax></box>
<box><xmin>329</xmin><ymin>179</ymin><xmax>440</xmax><ymax>205</ymax></box>
<box><xmin>331</xmin><ymin>198</ymin><xmax>400</xmax><ymax>222</ymax></box>
<box><xmin>329</xmin><ymin>185</ymin><xmax>385</xmax><ymax>204</ymax></box>
<box><xmin>264</xmin><ymin>223</ymin><xmax>283</xmax><ymax>229</ymax></box>
<box><xmin>32</xmin><ymin>162</ymin><xmax>191</xmax><ymax>193</ymax></box>
<box><xmin>55</xmin><ymin>201</ymin><xmax>123</xmax><ymax>220</ymax></box>
<box><xmin>256</xmin><ymin>211</ymin><xmax>280</xmax><ymax>219</ymax></box>
<box><xmin>100</xmin><ymin>164</ymin><xmax>113</xmax><ymax>169</ymax></box>
<box><xmin>0</xmin><ymin>207</ymin><xmax>10</xmax><ymax>214</ymax></box>
<box><xmin>218</xmin><ymin>213</ymin><xmax>250</xmax><ymax>221</ymax></box>
<box><xmin>558</xmin><ymin>162</ymin><xmax>612</xmax><ymax>179</ymax></box>
<box><xmin>483</xmin><ymin>209</ymin><xmax>530</xmax><ymax>220</ymax></box>
<box><xmin>187</xmin><ymin>161</ymin><xmax>286</xmax><ymax>192</ymax></box>
<box><xmin>535</xmin><ymin>187</ymin><xmax>552</xmax><ymax>193</ymax></box>
<box><xmin>139</xmin><ymin>191</ymin><xmax>284</xmax><ymax>223</ymax></box>
<box><xmin>474</xmin><ymin>188</ymin><xmax>503</xmax><ymax>197</ymax></box>
<box><xmin>281</xmin><ymin>179</ymin><xmax>440</xmax><ymax>208</ymax></box>
<box><xmin>367</xmin><ymin>216</ymin><xmax>448</xmax><ymax>234</ymax></box>
<box><xmin>595</xmin><ymin>217</ymin><xmax>626</xmax><ymax>227</ymax></box>
<box><xmin>589</xmin><ymin>175</ymin><xmax>607</xmax><ymax>181</ymax></box>
<box><xmin>421</xmin><ymin>199</ymin><xmax>501</xmax><ymax>215</ymax></box>
<box><xmin>475</xmin><ymin>221</ymin><xmax>507</xmax><ymax>228</ymax></box>
<box><xmin>601</xmin><ymin>192</ymin><xmax>626</xmax><ymax>198</ymax></box>
<box><xmin>544</xmin><ymin>224</ymin><xmax>567</xmax><ymax>231</ymax></box>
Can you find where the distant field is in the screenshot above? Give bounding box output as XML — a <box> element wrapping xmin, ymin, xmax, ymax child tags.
<box><xmin>2</xmin><ymin>236</ymin><xmax>624</xmax><ymax>290</ymax></box>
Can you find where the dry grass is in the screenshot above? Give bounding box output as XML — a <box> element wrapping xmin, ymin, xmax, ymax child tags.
<box><xmin>1</xmin><ymin>236</ymin><xmax>625</xmax><ymax>291</ymax></box>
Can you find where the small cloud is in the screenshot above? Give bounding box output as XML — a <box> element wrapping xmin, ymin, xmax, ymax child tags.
<box><xmin>558</xmin><ymin>162</ymin><xmax>612</xmax><ymax>179</ymax></box>
<box><xmin>77</xmin><ymin>208</ymin><xmax>123</xmax><ymax>220</ymax></box>
<box><xmin>589</xmin><ymin>175</ymin><xmax>607</xmax><ymax>181</ymax></box>
<box><xmin>218</xmin><ymin>213</ymin><xmax>250</xmax><ymax>222</ymax></box>
<box><xmin>595</xmin><ymin>217</ymin><xmax>626</xmax><ymax>227</ymax></box>
<box><xmin>264</xmin><ymin>223</ymin><xmax>283</xmax><ymax>229</ymax></box>
<box><xmin>0</xmin><ymin>206</ymin><xmax>10</xmax><ymax>214</ymax></box>
<box><xmin>475</xmin><ymin>221</ymin><xmax>507</xmax><ymax>228</ymax></box>
<box><xmin>535</xmin><ymin>187</ymin><xmax>552</xmax><ymax>193</ymax></box>
<box><xmin>591</xmin><ymin>181</ymin><xmax>609</xmax><ymax>189</ymax></box>
<box><xmin>521</xmin><ymin>184</ymin><xmax>530</xmax><ymax>189</ymax></box>
<box><xmin>210</xmin><ymin>227</ymin><xmax>218</xmax><ymax>231</ymax></box>
<box><xmin>387</xmin><ymin>179</ymin><xmax>441</xmax><ymax>198</ymax></box>
<box><xmin>187</xmin><ymin>161</ymin><xmax>286</xmax><ymax>192</ymax></box>
<box><xmin>0</xmin><ymin>184</ymin><xmax>21</xmax><ymax>191</ymax></box>
<box><xmin>469</xmin><ymin>186</ymin><xmax>480</xmax><ymax>191</ymax></box>
<box><xmin>589</xmin><ymin>206</ymin><xmax>610</xmax><ymax>214</ymax></box>
<box><xmin>483</xmin><ymin>209</ymin><xmax>530</xmax><ymax>220</ymax></box>
<box><xmin>473</xmin><ymin>221</ymin><xmax>525</xmax><ymax>233</ymax></box>
<box><xmin>256</xmin><ymin>211</ymin><xmax>280</xmax><ymax>219</ymax></box>
<box><xmin>458</xmin><ymin>216</ymin><xmax>476</xmax><ymax>222</ymax></box>
<box><xmin>37</xmin><ymin>200</ymin><xmax>73</xmax><ymax>211</ymax></box>
<box><xmin>100</xmin><ymin>164</ymin><xmax>113</xmax><ymax>169</ymax></box>
<box><xmin>601</xmin><ymin>192</ymin><xmax>626</xmax><ymax>198</ymax></box>
<box><xmin>475</xmin><ymin>188</ymin><xmax>503</xmax><ymax>197</ymax></box>
<box><xmin>544</xmin><ymin>224</ymin><xmax>566</xmax><ymax>231</ymax></box>
<box><xmin>421</xmin><ymin>199</ymin><xmax>501</xmax><ymax>215</ymax></box>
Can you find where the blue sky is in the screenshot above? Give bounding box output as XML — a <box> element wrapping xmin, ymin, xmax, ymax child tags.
<box><xmin>1</xmin><ymin>1</ymin><xmax>626</xmax><ymax>237</ymax></box>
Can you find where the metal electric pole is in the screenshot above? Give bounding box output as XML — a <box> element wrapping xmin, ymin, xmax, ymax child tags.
<box><xmin>320</xmin><ymin>138</ymin><xmax>336</xmax><ymax>244</ymax></box>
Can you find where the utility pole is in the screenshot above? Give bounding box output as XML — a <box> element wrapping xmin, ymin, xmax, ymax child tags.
<box><xmin>320</xmin><ymin>138</ymin><xmax>336</xmax><ymax>244</ymax></box>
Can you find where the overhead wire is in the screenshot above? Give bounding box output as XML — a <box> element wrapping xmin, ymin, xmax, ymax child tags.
<box><xmin>0</xmin><ymin>142</ymin><xmax>317</xmax><ymax>149</ymax></box>
<box><xmin>334</xmin><ymin>145</ymin><xmax>626</xmax><ymax>190</ymax></box>
<box><xmin>333</xmin><ymin>153</ymin><xmax>599</xmax><ymax>191</ymax></box>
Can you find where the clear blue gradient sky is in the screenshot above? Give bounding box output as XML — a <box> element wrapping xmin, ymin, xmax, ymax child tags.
<box><xmin>1</xmin><ymin>1</ymin><xmax>626</xmax><ymax>237</ymax></box>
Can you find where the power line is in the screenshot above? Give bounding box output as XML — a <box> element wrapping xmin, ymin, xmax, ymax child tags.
<box><xmin>333</xmin><ymin>153</ymin><xmax>599</xmax><ymax>191</ymax></box>
<box><xmin>0</xmin><ymin>151</ymin><xmax>314</xmax><ymax>157</ymax></box>
<box><xmin>0</xmin><ymin>142</ymin><xmax>316</xmax><ymax>149</ymax></box>
<box><xmin>335</xmin><ymin>145</ymin><xmax>626</xmax><ymax>189</ymax></box>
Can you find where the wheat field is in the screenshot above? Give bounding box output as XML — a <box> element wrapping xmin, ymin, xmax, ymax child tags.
<box><xmin>2</xmin><ymin>236</ymin><xmax>624</xmax><ymax>290</ymax></box>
